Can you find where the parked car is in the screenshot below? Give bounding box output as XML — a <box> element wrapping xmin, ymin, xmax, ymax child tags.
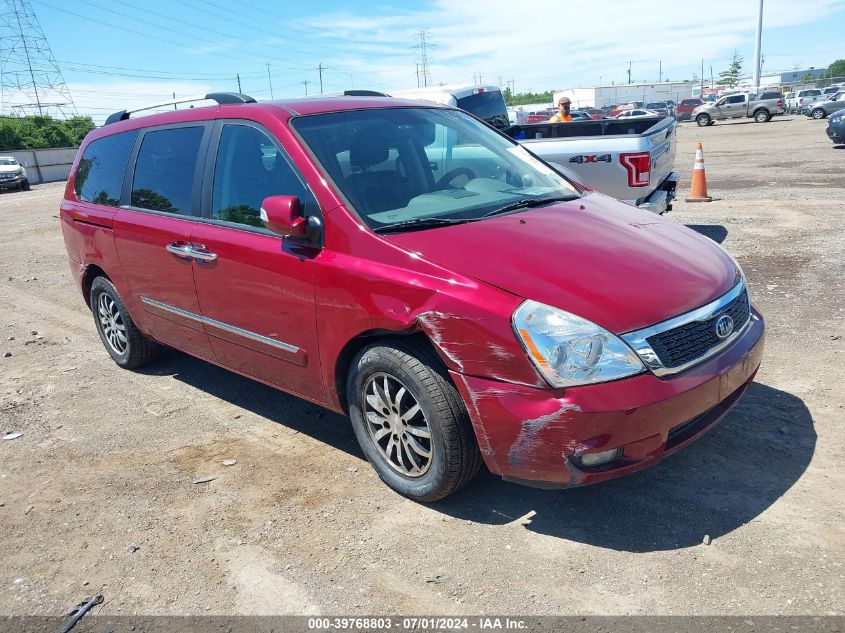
<box><xmin>569</xmin><ymin>110</ymin><xmax>593</xmax><ymax>121</ymax></box>
<box><xmin>60</xmin><ymin>92</ymin><xmax>764</xmax><ymax>501</ymax></box>
<box><xmin>826</xmin><ymin>109</ymin><xmax>845</xmax><ymax>144</ymax></box>
<box><xmin>0</xmin><ymin>156</ymin><xmax>30</xmax><ymax>191</ymax></box>
<box><xmin>645</xmin><ymin>102</ymin><xmax>670</xmax><ymax>117</ymax></box>
<box><xmin>784</xmin><ymin>92</ymin><xmax>797</xmax><ymax>114</ymax></box>
<box><xmin>821</xmin><ymin>85</ymin><xmax>842</xmax><ymax>98</ymax></box>
<box><xmin>676</xmin><ymin>98</ymin><xmax>704</xmax><ymax>121</ymax></box>
<box><xmin>615</xmin><ymin>109</ymin><xmax>661</xmax><ymax>119</ymax></box>
<box><xmin>806</xmin><ymin>91</ymin><xmax>845</xmax><ymax>119</ymax></box>
<box><xmin>583</xmin><ymin>107</ymin><xmax>606</xmax><ymax>120</ymax></box>
<box><xmin>796</xmin><ymin>89</ymin><xmax>823</xmax><ymax>114</ymax></box>
<box><xmin>692</xmin><ymin>91</ymin><xmax>784</xmax><ymax>126</ymax></box>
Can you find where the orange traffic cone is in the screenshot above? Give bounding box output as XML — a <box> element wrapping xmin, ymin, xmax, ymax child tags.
<box><xmin>685</xmin><ymin>142</ymin><xmax>712</xmax><ymax>202</ymax></box>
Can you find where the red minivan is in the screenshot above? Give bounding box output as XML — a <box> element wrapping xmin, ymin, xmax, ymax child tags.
<box><xmin>60</xmin><ymin>92</ymin><xmax>765</xmax><ymax>501</ymax></box>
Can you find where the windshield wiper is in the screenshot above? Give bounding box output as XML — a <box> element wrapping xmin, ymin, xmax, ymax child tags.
<box><xmin>373</xmin><ymin>217</ymin><xmax>473</xmax><ymax>234</ymax></box>
<box><xmin>481</xmin><ymin>196</ymin><xmax>579</xmax><ymax>218</ymax></box>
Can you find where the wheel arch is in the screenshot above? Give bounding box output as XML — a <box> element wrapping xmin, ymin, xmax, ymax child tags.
<box><xmin>334</xmin><ymin>329</ymin><xmax>444</xmax><ymax>414</ymax></box>
<box><xmin>81</xmin><ymin>264</ymin><xmax>111</xmax><ymax>308</ymax></box>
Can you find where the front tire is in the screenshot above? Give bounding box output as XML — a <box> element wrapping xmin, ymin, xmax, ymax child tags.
<box><xmin>89</xmin><ymin>276</ymin><xmax>158</xmax><ymax>369</ymax></box>
<box><xmin>21</xmin><ymin>179</ymin><xmax>30</xmax><ymax>191</ymax></box>
<box><xmin>696</xmin><ymin>114</ymin><xmax>711</xmax><ymax>127</ymax></box>
<box><xmin>347</xmin><ymin>339</ymin><xmax>481</xmax><ymax>502</ymax></box>
<box><xmin>811</xmin><ymin>108</ymin><xmax>826</xmax><ymax>120</ymax></box>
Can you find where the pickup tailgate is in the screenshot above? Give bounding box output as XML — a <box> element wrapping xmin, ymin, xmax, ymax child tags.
<box><xmin>517</xmin><ymin>116</ymin><xmax>678</xmax><ymax>204</ymax></box>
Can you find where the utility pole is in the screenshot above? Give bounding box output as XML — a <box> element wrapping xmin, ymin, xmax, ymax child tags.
<box><xmin>508</xmin><ymin>79</ymin><xmax>515</xmax><ymax>95</ymax></box>
<box><xmin>172</xmin><ymin>92</ymin><xmax>176</xmax><ymax>110</ymax></box>
<box><xmin>659</xmin><ymin>61</ymin><xmax>662</xmax><ymax>83</ymax></box>
<box><xmin>302</xmin><ymin>79</ymin><xmax>310</xmax><ymax>96</ymax></box>
<box><xmin>752</xmin><ymin>0</ymin><xmax>764</xmax><ymax>91</ymax></box>
<box><xmin>416</xmin><ymin>64</ymin><xmax>421</xmax><ymax>88</ymax></box>
<box><xmin>236</xmin><ymin>73</ymin><xmax>242</xmax><ymax>93</ymax></box>
<box><xmin>710</xmin><ymin>66</ymin><xmax>714</xmax><ymax>91</ymax></box>
<box><xmin>701</xmin><ymin>58</ymin><xmax>704</xmax><ymax>95</ymax></box>
<box><xmin>266</xmin><ymin>62</ymin><xmax>274</xmax><ymax>99</ymax></box>
<box><xmin>317</xmin><ymin>63</ymin><xmax>324</xmax><ymax>94</ymax></box>
<box><xmin>627</xmin><ymin>61</ymin><xmax>632</xmax><ymax>85</ymax></box>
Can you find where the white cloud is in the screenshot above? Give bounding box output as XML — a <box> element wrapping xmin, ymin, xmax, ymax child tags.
<box><xmin>298</xmin><ymin>0</ymin><xmax>845</xmax><ymax>91</ymax></box>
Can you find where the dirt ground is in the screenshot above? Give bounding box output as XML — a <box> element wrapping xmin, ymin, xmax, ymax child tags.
<box><xmin>0</xmin><ymin>115</ymin><xmax>843</xmax><ymax>618</ymax></box>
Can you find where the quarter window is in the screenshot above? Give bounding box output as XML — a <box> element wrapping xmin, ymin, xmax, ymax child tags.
<box><xmin>211</xmin><ymin>124</ymin><xmax>310</xmax><ymax>229</ymax></box>
<box><xmin>74</xmin><ymin>130</ymin><xmax>138</xmax><ymax>206</ymax></box>
<box><xmin>131</xmin><ymin>126</ymin><xmax>204</xmax><ymax>215</ymax></box>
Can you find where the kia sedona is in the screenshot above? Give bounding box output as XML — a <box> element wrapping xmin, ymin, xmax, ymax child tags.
<box><xmin>61</xmin><ymin>92</ymin><xmax>765</xmax><ymax>501</ymax></box>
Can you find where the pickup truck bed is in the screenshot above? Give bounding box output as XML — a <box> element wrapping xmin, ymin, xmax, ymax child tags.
<box><xmin>504</xmin><ymin>116</ymin><xmax>679</xmax><ymax>214</ymax></box>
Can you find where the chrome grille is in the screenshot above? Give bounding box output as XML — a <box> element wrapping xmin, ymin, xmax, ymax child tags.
<box><xmin>621</xmin><ymin>281</ymin><xmax>752</xmax><ymax>377</ymax></box>
<box><xmin>646</xmin><ymin>290</ymin><xmax>750</xmax><ymax>368</ymax></box>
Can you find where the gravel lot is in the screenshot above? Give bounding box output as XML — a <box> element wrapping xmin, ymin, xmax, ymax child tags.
<box><xmin>0</xmin><ymin>115</ymin><xmax>842</xmax><ymax>617</ymax></box>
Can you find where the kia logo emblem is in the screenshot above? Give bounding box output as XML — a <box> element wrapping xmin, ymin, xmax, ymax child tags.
<box><xmin>715</xmin><ymin>314</ymin><xmax>734</xmax><ymax>339</ymax></box>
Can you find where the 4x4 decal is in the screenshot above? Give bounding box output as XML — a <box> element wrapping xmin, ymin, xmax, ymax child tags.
<box><xmin>569</xmin><ymin>154</ymin><xmax>612</xmax><ymax>164</ymax></box>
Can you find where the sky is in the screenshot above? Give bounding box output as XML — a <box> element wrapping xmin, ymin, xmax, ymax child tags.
<box><xmin>6</xmin><ymin>0</ymin><xmax>845</xmax><ymax>123</ymax></box>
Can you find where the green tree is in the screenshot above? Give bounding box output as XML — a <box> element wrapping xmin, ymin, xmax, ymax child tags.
<box><xmin>717</xmin><ymin>50</ymin><xmax>744</xmax><ymax>87</ymax></box>
<box><xmin>504</xmin><ymin>89</ymin><xmax>555</xmax><ymax>106</ymax></box>
<box><xmin>0</xmin><ymin>115</ymin><xmax>95</xmax><ymax>151</ymax></box>
<box><xmin>827</xmin><ymin>59</ymin><xmax>845</xmax><ymax>81</ymax></box>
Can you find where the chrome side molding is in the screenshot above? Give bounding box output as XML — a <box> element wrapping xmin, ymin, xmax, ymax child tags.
<box><xmin>140</xmin><ymin>296</ymin><xmax>300</xmax><ymax>355</ymax></box>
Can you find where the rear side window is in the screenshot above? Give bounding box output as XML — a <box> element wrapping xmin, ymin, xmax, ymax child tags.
<box><xmin>74</xmin><ymin>130</ymin><xmax>138</xmax><ymax>206</ymax></box>
<box><xmin>131</xmin><ymin>126</ymin><xmax>204</xmax><ymax>215</ymax></box>
<box><xmin>211</xmin><ymin>124</ymin><xmax>311</xmax><ymax>229</ymax></box>
<box><xmin>726</xmin><ymin>95</ymin><xmax>745</xmax><ymax>104</ymax></box>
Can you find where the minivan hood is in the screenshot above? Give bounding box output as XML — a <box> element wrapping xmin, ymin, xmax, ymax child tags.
<box><xmin>386</xmin><ymin>193</ymin><xmax>740</xmax><ymax>334</ymax></box>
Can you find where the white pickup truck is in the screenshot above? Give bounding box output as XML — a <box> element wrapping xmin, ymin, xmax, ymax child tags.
<box><xmin>392</xmin><ymin>85</ymin><xmax>679</xmax><ymax>214</ymax></box>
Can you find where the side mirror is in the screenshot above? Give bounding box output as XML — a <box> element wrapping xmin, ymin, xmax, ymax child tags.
<box><xmin>260</xmin><ymin>195</ymin><xmax>306</xmax><ymax>238</ymax></box>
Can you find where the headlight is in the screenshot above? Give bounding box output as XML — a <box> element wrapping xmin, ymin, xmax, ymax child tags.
<box><xmin>512</xmin><ymin>300</ymin><xmax>645</xmax><ymax>388</ymax></box>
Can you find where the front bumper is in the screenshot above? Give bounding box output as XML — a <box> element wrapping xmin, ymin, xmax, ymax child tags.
<box><xmin>827</xmin><ymin>125</ymin><xmax>845</xmax><ymax>144</ymax></box>
<box><xmin>0</xmin><ymin>174</ymin><xmax>25</xmax><ymax>189</ymax></box>
<box><xmin>628</xmin><ymin>171</ymin><xmax>679</xmax><ymax>215</ymax></box>
<box><xmin>451</xmin><ymin>307</ymin><xmax>765</xmax><ymax>488</ymax></box>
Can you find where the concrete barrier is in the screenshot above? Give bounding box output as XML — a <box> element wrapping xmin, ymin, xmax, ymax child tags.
<box><xmin>3</xmin><ymin>147</ymin><xmax>78</xmax><ymax>185</ymax></box>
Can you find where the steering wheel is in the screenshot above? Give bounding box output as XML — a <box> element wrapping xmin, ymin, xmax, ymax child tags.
<box><xmin>435</xmin><ymin>167</ymin><xmax>476</xmax><ymax>189</ymax></box>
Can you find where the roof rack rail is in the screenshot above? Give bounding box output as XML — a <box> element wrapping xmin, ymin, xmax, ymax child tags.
<box><xmin>343</xmin><ymin>90</ymin><xmax>389</xmax><ymax>97</ymax></box>
<box><xmin>104</xmin><ymin>92</ymin><xmax>256</xmax><ymax>125</ymax></box>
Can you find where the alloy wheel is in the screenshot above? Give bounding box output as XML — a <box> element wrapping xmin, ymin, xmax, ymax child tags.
<box><xmin>97</xmin><ymin>292</ymin><xmax>128</xmax><ymax>355</ymax></box>
<box><xmin>362</xmin><ymin>372</ymin><xmax>433</xmax><ymax>477</ymax></box>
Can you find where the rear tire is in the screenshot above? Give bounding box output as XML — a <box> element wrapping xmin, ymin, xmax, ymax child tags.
<box><xmin>811</xmin><ymin>108</ymin><xmax>826</xmax><ymax>120</ymax></box>
<box><xmin>696</xmin><ymin>114</ymin><xmax>711</xmax><ymax>127</ymax></box>
<box><xmin>347</xmin><ymin>339</ymin><xmax>481</xmax><ymax>502</ymax></box>
<box><xmin>89</xmin><ymin>276</ymin><xmax>158</xmax><ymax>369</ymax></box>
<box><xmin>754</xmin><ymin>110</ymin><xmax>771</xmax><ymax>123</ymax></box>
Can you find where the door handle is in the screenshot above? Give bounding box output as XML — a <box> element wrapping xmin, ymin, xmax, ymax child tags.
<box><xmin>186</xmin><ymin>244</ymin><xmax>218</xmax><ymax>262</ymax></box>
<box><xmin>166</xmin><ymin>242</ymin><xmax>194</xmax><ymax>260</ymax></box>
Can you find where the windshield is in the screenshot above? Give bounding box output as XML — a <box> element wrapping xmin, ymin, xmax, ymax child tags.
<box><xmin>646</xmin><ymin>103</ymin><xmax>665</xmax><ymax>109</ymax></box>
<box><xmin>0</xmin><ymin>158</ymin><xmax>18</xmax><ymax>166</ymax></box>
<box><xmin>293</xmin><ymin>107</ymin><xmax>580</xmax><ymax>231</ymax></box>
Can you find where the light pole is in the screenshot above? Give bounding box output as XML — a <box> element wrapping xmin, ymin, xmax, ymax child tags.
<box><xmin>752</xmin><ymin>0</ymin><xmax>764</xmax><ymax>91</ymax></box>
